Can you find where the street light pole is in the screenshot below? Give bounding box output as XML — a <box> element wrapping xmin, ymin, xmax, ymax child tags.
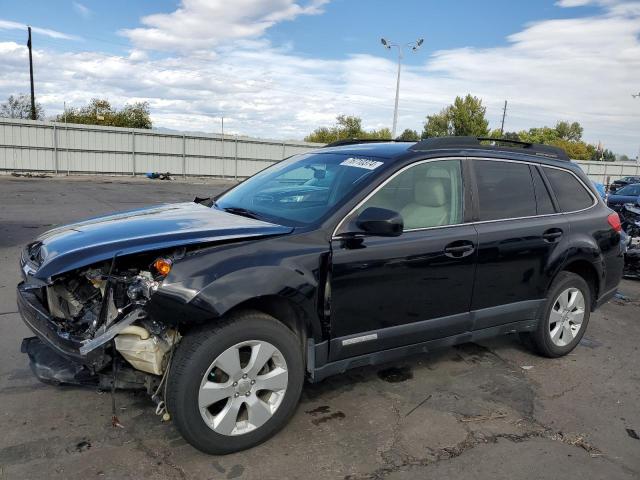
<box><xmin>381</xmin><ymin>37</ymin><xmax>423</xmax><ymax>138</ymax></box>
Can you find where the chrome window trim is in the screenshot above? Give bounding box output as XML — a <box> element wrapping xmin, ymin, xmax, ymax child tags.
<box><xmin>331</xmin><ymin>156</ymin><xmax>598</xmax><ymax>239</ymax></box>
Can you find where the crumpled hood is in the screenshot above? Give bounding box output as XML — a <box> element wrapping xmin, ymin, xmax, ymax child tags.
<box><xmin>29</xmin><ymin>202</ymin><xmax>293</xmax><ymax>279</ymax></box>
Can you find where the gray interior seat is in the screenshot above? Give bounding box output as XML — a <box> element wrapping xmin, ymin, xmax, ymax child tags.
<box><xmin>400</xmin><ymin>177</ymin><xmax>449</xmax><ymax>229</ymax></box>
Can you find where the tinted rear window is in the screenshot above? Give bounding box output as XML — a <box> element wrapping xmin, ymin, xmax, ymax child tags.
<box><xmin>473</xmin><ymin>160</ymin><xmax>536</xmax><ymax>221</ymax></box>
<box><xmin>543</xmin><ymin>167</ymin><xmax>594</xmax><ymax>212</ymax></box>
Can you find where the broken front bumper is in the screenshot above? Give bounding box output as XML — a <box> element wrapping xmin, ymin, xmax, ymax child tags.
<box><xmin>18</xmin><ymin>283</ymin><xmax>156</xmax><ymax>391</ymax></box>
<box><xmin>16</xmin><ymin>282</ymin><xmax>108</xmax><ymax>369</ymax></box>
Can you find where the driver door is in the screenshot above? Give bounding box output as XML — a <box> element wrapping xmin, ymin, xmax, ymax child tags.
<box><xmin>329</xmin><ymin>159</ymin><xmax>477</xmax><ymax>361</ymax></box>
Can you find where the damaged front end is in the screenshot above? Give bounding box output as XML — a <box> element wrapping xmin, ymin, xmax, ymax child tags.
<box><xmin>18</xmin><ymin>248</ymin><xmax>181</xmax><ymax>392</ymax></box>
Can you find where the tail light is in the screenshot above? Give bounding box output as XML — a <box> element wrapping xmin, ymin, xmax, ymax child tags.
<box><xmin>607</xmin><ymin>212</ymin><xmax>622</xmax><ymax>232</ymax></box>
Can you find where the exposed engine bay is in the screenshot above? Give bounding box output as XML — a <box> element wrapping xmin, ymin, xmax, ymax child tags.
<box><xmin>32</xmin><ymin>250</ymin><xmax>183</xmax><ymax>381</ymax></box>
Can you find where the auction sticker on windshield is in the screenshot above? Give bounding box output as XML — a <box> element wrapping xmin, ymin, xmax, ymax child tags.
<box><xmin>340</xmin><ymin>158</ymin><xmax>384</xmax><ymax>170</ymax></box>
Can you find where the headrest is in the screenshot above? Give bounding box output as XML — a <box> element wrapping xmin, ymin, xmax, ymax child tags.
<box><xmin>414</xmin><ymin>177</ymin><xmax>447</xmax><ymax>207</ymax></box>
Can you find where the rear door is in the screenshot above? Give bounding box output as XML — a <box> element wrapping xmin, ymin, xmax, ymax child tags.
<box><xmin>469</xmin><ymin>159</ymin><xmax>567</xmax><ymax>330</ymax></box>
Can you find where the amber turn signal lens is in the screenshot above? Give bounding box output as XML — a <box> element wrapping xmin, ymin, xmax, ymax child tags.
<box><xmin>153</xmin><ymin>258</ymin><xmax>173</xmax><ymax>276</ymax></box>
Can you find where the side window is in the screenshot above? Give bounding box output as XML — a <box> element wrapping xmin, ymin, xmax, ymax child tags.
<box><xmin>358</xmin><ymin>160</ymin><xmax>463</xmax><ymax>230</ymax></box>
<box><xmin>543</xmin><ymin>167</ymin><xmax>594</xmax><ymax>212</ymax></box>
<box><xmin>532</xmin><ymin>166</ymin><xmax>556</xmax><ymax>215</ymax></box>
<box><xmin>473</xmin><ymin>160</ymin><xmax>536</xmax><ymax>221</ymax></box>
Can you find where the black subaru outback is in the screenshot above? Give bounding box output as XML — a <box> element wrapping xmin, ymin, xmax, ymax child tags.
<box><xmin>17</xmin><ymin>137</ymin><xmax>624</xmax><ymax>454</ymax></box>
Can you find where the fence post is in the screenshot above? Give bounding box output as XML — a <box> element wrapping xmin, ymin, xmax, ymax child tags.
<box><xmin>234</xmin><ymin>135</ymin><xmax>238</xmax><ymax>181</ymax></box>
<box><xmin>131</xmin><ymin>130</ymin><xmax>136</xmax><ymax>176</ymax></box>
<box><xmin>603</xmin><ymin>162</ymin><xmax>608</xmax><ymax>188</ymax></box>
<box><xmin>182</xmin><ymin>134</ymin><xmax>186</xmax><ymax>178</ymax></box>
<box><xmin>282</xmin><ymin>142</ymin><xmax>286</xmax><ymax>159</ymax></box>
<box><xmin>52</xmin><ymin>124</ymin><xmax>58</xmax><ymax>174</ymax></box>
<box><xmin>66</xmin><ymin>124</ymin><xmax>70</xmax><ymax>176</ymax></box>
<box><xmin>221</xmin><ymin>132</ymin><xmax>225</xmax><ymax>179</ymax></box>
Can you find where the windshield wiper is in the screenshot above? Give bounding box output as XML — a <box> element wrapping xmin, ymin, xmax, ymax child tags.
<box><xmin>221</xmin><ymin>206</ymin><xmax>262</xmax><ymax>220</ymax></box>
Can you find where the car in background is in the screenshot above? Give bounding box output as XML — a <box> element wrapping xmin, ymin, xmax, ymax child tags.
<box><xmin>609</xmin><ymin>176</ymin><xmax>640</xmax><ymax>193</ymax></box>
<box><xmin>607</xmin><ymin>183</ymin><xmax>640</xmax><ymax>210</ymax></box>
<box><xmin>592</xmin><ymin>181</ymin><xmax>606</xmax><ymax>199</ymax></box>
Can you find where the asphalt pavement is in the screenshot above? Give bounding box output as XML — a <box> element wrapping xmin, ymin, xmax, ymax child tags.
<box><xmin>0</xmin><ymin>174</ymin><xmax>638</xmax><ymax>480</ymax></box>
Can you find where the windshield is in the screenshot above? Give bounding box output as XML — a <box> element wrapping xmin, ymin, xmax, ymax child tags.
<box><xmin>215</xmin><ymin>152</ymin><xmax>388</xmax><ymax>226</ymax></box>
<box><xmin>617</xmin><ymin>184</ymin><xmax>640</xmax><ymax>196</ymax></box>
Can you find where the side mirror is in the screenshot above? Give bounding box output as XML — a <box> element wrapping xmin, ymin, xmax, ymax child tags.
<box><xmin>355</xmin><ymin>207</ymin><xmax>403</xmax><ymax>237</ymax></box>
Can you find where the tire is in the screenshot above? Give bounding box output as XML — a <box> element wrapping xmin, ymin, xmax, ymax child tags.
<box><xmin>166</xmin><ymin>310</ymin><xmax>304</xmax><ymax>454</ymax></box>
<box><xmin>523</xmin><ymin>271</ymin><xmax>591</xmax><ymax>358</ymax></box>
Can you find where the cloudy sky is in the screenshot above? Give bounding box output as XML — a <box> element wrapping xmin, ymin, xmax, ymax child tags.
<box><xmin>0</xmin><ymin>0</ymin><xmax>639</xmax><ymax>155</ymax></box>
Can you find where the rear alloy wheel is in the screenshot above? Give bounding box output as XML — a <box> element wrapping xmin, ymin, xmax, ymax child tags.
<box><xmin>167</xmin><ymin>311</ymin><xmax>304</xmax><ymax>454</ymax></box>
<box><xmin>523</xmin><ymin>271</ymin><xmax>591</xmax><ymax>358</ymax></box>
<box><xmin>548</xmin><ymin>288</ymin><xmax>585</xmax><ymax>347</ymax></box>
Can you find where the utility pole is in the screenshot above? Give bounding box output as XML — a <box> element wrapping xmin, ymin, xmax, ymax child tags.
<box><xmin>500</xmin><ymin>100</ymin><xmax>508</xmax><ymax>136</ymax></box>
<box><xmin>381</xmin><ymin>37</ymin><xmax>424</xmax><ymax>138</ymax></box>
<box><xmin>27</xmin><ymin>26</ymin><xmax>36</xmax><ymax>120</ymax></box>
<box><xmin>633</xmin><ymin>93</ymin><xmax>640</xmax><ymax>163</ymax></box>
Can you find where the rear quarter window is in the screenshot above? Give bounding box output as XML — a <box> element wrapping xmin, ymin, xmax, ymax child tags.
<box><xmin>543</xmin><ymin>167</ymin><xmax>594</xmax><ymax>212</ymax></box>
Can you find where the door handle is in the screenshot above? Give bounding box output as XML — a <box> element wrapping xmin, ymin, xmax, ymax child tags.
<box><xmin>542</xmin><ymin>228</ymin><xmax>563</xmax><ymax>242</ymax></box>
<box><xmin>444</xmin><ymin>241</ymin><xmax>475</xmax><ymax>258</ymax></box>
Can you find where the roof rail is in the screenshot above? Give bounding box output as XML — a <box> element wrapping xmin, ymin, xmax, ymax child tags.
<box><xmin>323</xmin><ymin>138</ymin><xmax>415</xmax><ymax>148</ymax></box>
<box><xmin>411</xmin><ymin>136</ymin><xmax>570</xmax><ymax>160</ymax></box>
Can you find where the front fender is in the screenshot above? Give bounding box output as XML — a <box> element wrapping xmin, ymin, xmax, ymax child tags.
<box><xmin>146</xmin><ymin>234</ymin><xmax>327</xmax><ymax>340</ymax></box>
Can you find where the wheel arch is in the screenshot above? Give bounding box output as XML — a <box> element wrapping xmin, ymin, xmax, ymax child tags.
<box><xmin>224</xmin><ymin>295</ymin><xmax>312</xmax><ymax>351</ymax></box>
<box><xmin>555</xmin><ymin>258</ymin><xmax>600</xmax><ymax>308</ymax></box>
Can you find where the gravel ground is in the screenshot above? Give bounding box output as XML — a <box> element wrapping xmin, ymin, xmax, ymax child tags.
<box><xmin>0</xmin><ymin>174</ymin><xmax>638</xmax><ymax>480</ymax></box>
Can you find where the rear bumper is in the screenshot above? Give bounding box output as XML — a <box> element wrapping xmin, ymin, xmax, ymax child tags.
<box><xmin>17</xmin><ymin>282</ymin><xmax>107</xmax><ymax>369</ymax></box>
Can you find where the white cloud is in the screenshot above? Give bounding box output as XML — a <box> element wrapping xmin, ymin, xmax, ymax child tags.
<box><xmin>73</xmin><ymin>2</ymin><xmax>92</xmax><ymax>19</ymax></box>
<box><xmin>120</xmin><ymin>0</ymin><xmax>329</xmax><ymax>51</ymax></box>
<box><xmin>0</xmin><ymin>1</ymin><xmax>639</xmax><ymax>156</ymax></box>
<box><xmin>0</xmin><ymin>19</ymin><xmax>80</xmax><ymax>41</ymax></box>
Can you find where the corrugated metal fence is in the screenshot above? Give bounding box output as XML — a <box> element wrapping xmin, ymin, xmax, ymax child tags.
<box><xmin>572</xmin><ymin>160</ymin><xmax>640</xmax><ymax>185</ymax></box>
<box><xmin>0</xmin><ymin>118</ymin><xmax>321</xmax><ymax>179</ymax></box>
<box><xmin>1</xmin><ymin>118</ymin><xmax>638</xmax><ymax>183</ymax></box>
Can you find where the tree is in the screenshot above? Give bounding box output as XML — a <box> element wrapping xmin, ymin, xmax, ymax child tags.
<box><xmin>304</xmin><ymin>115</ymin><xmax>392</xmax><ymax>143</ymax></box>
<box><xmin>56</xmin><ymin>98</ymin><xmax>152</xmax><ymax>129</ymax></box>
<box><xmin>422</xmin><ymin>109</ymin><xmax>453</xmax><ymax>138</ymax></box>
<box><xmin>422</xmin><ymin>94</ymin><xmax>489</xmax><ymax>138</ymax></box>
<box><xmin>591</xmin><ymin>148</ymin><xmax>615</xmax><ymax>162</ymax></box>
<box><xmin>488</xmin><ymin>129</ymin><xmax>521</xmax><ymax>141</ymax></box>
<box><xmin>0</xmin><ymin>94</ymin><xmax>45</xmax><ymax>120</ymax></box>
<box><xmin>554</xmin><ymin>121</ymin><xmax>583</xmax><ymax>142</ymax></box>
<box><xmin>515</xmin><ymin>121</ymin><xmax>600</xmax><ymax>160</ymax></box>
<box><xmin>397</xmin><ymin>128</ymin><xmax>420</xmax><ymax>141</ymax></box>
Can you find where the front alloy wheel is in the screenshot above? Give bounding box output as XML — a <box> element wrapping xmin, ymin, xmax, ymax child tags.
<box><xmin>199</xmin><ymin>340</ymin><xmax>289</xmax><ymax>436</ymax></box>
<box><xmin>167</xmin><ymin>311</ymin><xmax>304</xmax><ymax>454</ymax></box>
